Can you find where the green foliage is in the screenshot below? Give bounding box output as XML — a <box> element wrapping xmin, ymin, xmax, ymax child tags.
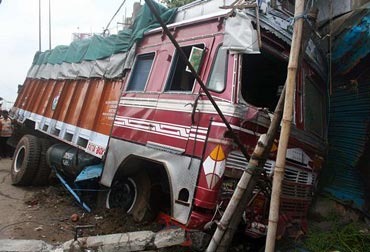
<box><xmin>300</xmin><ymin>222</ymin><xmax>370</xmax><ymax>252</ymax></box>
<box><xmin>162</xmin><ymin>0</ymin><xmax>197</xmax><ymax>8</ymax></box>
<box><xmin>279</xmin><ymin>209</ymin><xmax>370</xmax><ymax>252</ymax></box>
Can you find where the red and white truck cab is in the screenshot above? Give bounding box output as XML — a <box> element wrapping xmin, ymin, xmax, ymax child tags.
<box><xmin>101</xmin><ymin>1</ymin><xmax>327</xmax><ymax>235</ymax></box>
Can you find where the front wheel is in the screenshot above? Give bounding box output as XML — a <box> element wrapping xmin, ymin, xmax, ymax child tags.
<box><xmin>106</xmin><ymin>177</ymin><xmax>138</xmax><ymax>212</ymax></box>
<box><xmin>11</xmin><ymin>135</ymin><xmax>41</xmax><ymax>186</ymax></box>
<box><xmin>106</xmin><ymin>171</ymin><xmax>155</xmax><ymax>222</ymax></box>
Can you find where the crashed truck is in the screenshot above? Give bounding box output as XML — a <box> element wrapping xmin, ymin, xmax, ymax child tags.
<box><xmin>9</xmin><ymin>0</ymin><xmax>327</xmax><ymax>243</ymax></box>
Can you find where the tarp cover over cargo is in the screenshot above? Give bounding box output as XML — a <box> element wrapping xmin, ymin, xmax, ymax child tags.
<box><xmin>27</xmin><ymin>2</ymin><xmax>177</xmax><ymax>80</ymax></box>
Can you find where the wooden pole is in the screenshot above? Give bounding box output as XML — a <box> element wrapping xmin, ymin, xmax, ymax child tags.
<box><xmin>215</xmin><ymin>88</ymin><xmax>287</xmax><ymax>252</ymax></box>
<box><xmin>264</xmin><ymin>1</ymin><xmax>305</xmax><ymax>252</ymax></box>
<box><xmin>205</xmin><ymin>142</ymin><xmax>264</xmax><ymax>252</ymax></box>
<box><xmin>206</xmin><ymin>82</ymin><xmax>286</xmax><ymax>252</ymax></box>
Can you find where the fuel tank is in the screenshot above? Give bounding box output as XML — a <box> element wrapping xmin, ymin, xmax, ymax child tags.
<box><xmin>46</xmin><ymin>144</ymin><xmax>101</xmax><ymax>179</ymax></box>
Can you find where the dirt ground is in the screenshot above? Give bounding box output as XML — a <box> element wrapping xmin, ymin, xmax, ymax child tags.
<box><xmin>0</xmin><ymin>157</ymin><xmax>261</xmax><ymax>251</ymax></box>
<box><xmin>2</xmin><ymin>157</ymin><xmax>368</xmax><ymax>252</ymax></box>
<box><xmin>0</xmin><ymin>158</ymin><xmax>162</xmax><ymax>246</ymax></box>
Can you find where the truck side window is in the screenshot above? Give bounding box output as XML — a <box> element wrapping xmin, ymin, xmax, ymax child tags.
<box><xmin>126</xmin><ymin>53</ymin><xmax>155</xmax><ymax>91</ymax></box>
<box><xmin>166</xmin><ymin>44</ymin><xmax>205</xmax><ymax>92</ymax></box>
<box><xmin>207</xmin><ymin>46</ymin><xmax>227</xmax><ymax>92</ymax></box>
<box><xmin>304</xmin><ymin>77</ymin><xmax>325</xmax><ymax>137</ymax></box>
<box><xmin>241</xmin><ymin>52</ymin><xmax>287</xmax><ymax>111</ymax></box>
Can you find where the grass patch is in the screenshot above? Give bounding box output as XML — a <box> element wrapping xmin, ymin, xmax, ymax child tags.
<box><xmin>301</xmin><ymin>222</ymin><xmax>370</xmax><ymax>252</ymax></box>
<box><xmin>278</xmin><ymin>210</ymin><xmax>370</xmax><ymax>252</ymax></box>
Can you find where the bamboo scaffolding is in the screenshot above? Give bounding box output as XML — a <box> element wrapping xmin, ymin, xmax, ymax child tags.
<box><xmin>213</xmin><ymin>89</ymin><xmax>287</xmax><ymax>252</ymax></box>
<box><xmin>205</xmin><ymin>80</ymin><xmax>287</xmax><ymax>252</ymax></box>
<box><xmin>264</xmin><ymin>1</ymin><xmax>305</xmax><ymax>251</ymax></box>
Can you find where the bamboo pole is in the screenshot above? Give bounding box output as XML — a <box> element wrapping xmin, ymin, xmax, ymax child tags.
<box><xmin>205</xmin><ymin>138</ymin><xmax>264</xmax><ymax>252</ymax></box>
<box><xmin>206</xmin><ymin>83</ymin><xmax>287</xmax><ymax>252</ymax></box>
<box><xmin>264</xmin><ymin>1</ymin><xmax>305</xmax><ymax>252</ymax></box>
<box><xmin>214</xmin><ymin>90</ymin><xmax>287</xmax><ymax>252</ymax></box>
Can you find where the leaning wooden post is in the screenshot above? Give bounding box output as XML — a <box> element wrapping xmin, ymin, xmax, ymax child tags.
<box><xmin>213</xmin><ymin>86</ymin><xmax>286</xmax><ymax>252</ymax></box>
<box><xmin>264</xmin><ymin>1</ymin><xmax>305</xmax><ymax>252</ymax></box>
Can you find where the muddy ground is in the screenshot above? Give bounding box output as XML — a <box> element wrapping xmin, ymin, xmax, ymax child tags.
<box><xmin>0</xmin><ymin>158</ymin><xmax>162</xmax><ymax>246</ymax></box>
<box><xmin>2</xmin><ymin>157</ymin><xmax>368</xmax><ymax>252</ymax></box>
<box><xmin>0</xmin><ymin>157</ymin><xmax>259</xmax><ymax>251</ymax></box>
<box><xmin>0</xmin><ymin>156</ymin><xmax>273</xmax><ymax>252</ymax></box>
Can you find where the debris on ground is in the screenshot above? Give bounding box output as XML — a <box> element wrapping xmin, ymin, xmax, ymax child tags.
<box><xmin>0</xmin><ymin>181</ymin><xmax>190</xmax><ymax>251</ymax></box>
<box><xmin>34</xmin><ymin>226</ymin><xmax>43</xmax><ymax>232</ymax></box>
<box><xmin>0</xmin><ymin>227</ymin><xmax>186</xmax><ymax>252</ymax></box>
<box><xmin>1</xmin><ymin>183</ymin><xmax>163</xmax><ymax>244</ymax></box>
<box><xmin>70</xmin><ymin>214</ymin><xmax>79</xmax><ymax>223</ymax></box>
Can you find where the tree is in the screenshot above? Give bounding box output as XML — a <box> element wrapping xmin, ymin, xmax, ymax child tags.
<box><xmin>162</xmin><ymin>0</ymin><xmax>197</xmax><ymax>8</ymax></box>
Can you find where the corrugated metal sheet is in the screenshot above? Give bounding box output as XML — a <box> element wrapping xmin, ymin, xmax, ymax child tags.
<box><xmin>324</xmin><ymin>81</ymin><xmax>370</xmax><ymax>209</ymax></box>
<box><xmin>332</xmin><ymin>3</ymin><xmax>370</xmax><ymax>74</ymax></box>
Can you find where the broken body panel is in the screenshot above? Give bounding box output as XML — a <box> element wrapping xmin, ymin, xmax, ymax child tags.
<box><xmin>10</xmin><ymin>0</ymin><xmax>327</xmax><ymax>240</ymax></box>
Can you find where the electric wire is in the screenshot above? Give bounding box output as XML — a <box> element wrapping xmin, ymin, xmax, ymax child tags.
<box><xmin>104</xmin><ymin>0</ymin><xmax>127</xmax><ymax>35</ymax></box>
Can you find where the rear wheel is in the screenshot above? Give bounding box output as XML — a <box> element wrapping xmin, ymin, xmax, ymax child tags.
<box><xmin>11</xmin><ymin>135</ymin><xmax>41</xmax><ymax>186</ymax></box>
<box><xmin>32</xmin><ymin>139</ymin><xmax>52</xmax><ymax>186</ymax></box>
<box><xmin>106</xmin><ymin>171</ymin><xmax>154</xmax><ymax>222</ymax></box>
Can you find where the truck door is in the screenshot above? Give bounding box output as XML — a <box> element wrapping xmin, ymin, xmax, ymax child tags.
<box><xmin>112</xmin><ymin>52</ymin><xmax>159</xmax><ymax>145</ymax></box>
<box><xmin>147</xmin><ymin>37</ymin><xmax>214</xmax><ymax>154</ymax></box>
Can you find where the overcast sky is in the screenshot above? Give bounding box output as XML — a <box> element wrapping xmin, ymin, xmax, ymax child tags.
<box><xmin>0</xmin><ymin>0</ymin><xmax>137</xmax><ymax>109</ymax></box>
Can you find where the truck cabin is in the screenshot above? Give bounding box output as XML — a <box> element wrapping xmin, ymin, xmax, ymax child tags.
<box><xmin>106</xmin><ymin>7</ymin><xmax>327</xmax><ymax>229</ymax></box>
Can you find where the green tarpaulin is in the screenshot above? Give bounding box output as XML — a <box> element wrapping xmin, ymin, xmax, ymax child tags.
<box><xmin>32</xmin><ymin>2</ymin><xmax>176</xmax><ymax>66</ymax></box>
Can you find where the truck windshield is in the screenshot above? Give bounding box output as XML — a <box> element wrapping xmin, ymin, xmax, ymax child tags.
<box><xmin>241</xmin><ymin>52</ymin><xmax>287</xmax><ymax>111</ymax></box>
<box><xmin>207</xmin><ymin>46</ymin><xmax>227</xmax><ymax>92</ymax></box>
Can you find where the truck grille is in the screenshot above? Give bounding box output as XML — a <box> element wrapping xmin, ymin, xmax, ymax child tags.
<box><xmin>225</xmin><ymin>151</ymin><xmax>315</xmax><ymax>186</ymax></box>
<box><xmin>225</xmin><ymin>150</ymin><xmax>316</xmax><ymax>201</ymax></box>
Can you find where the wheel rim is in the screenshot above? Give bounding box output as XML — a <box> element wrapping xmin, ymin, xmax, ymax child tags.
<box><xmin>14</xmin><ymin>146</ymin><xmax>26</xmax><ymax>173</ymax></box>
<box><xmin>106</xmin><ymin>178</ymin><xmax>137</xmax><ymax>212</ymax></box>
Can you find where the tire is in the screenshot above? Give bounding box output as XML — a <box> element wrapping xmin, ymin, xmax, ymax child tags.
<box><xmin>11</xmin><ymin>135</ymin><xmax>41</xmax><ymax>186</ymax></box>
<box><xmin>106</xmin><ymin>171</ymin><xmax>155</xmax><ymax>222</ymax></box>
<box><xmin>32</xmin><ymin>139</ymin><xmax>52</xmax><ymax>186</ymax></box>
